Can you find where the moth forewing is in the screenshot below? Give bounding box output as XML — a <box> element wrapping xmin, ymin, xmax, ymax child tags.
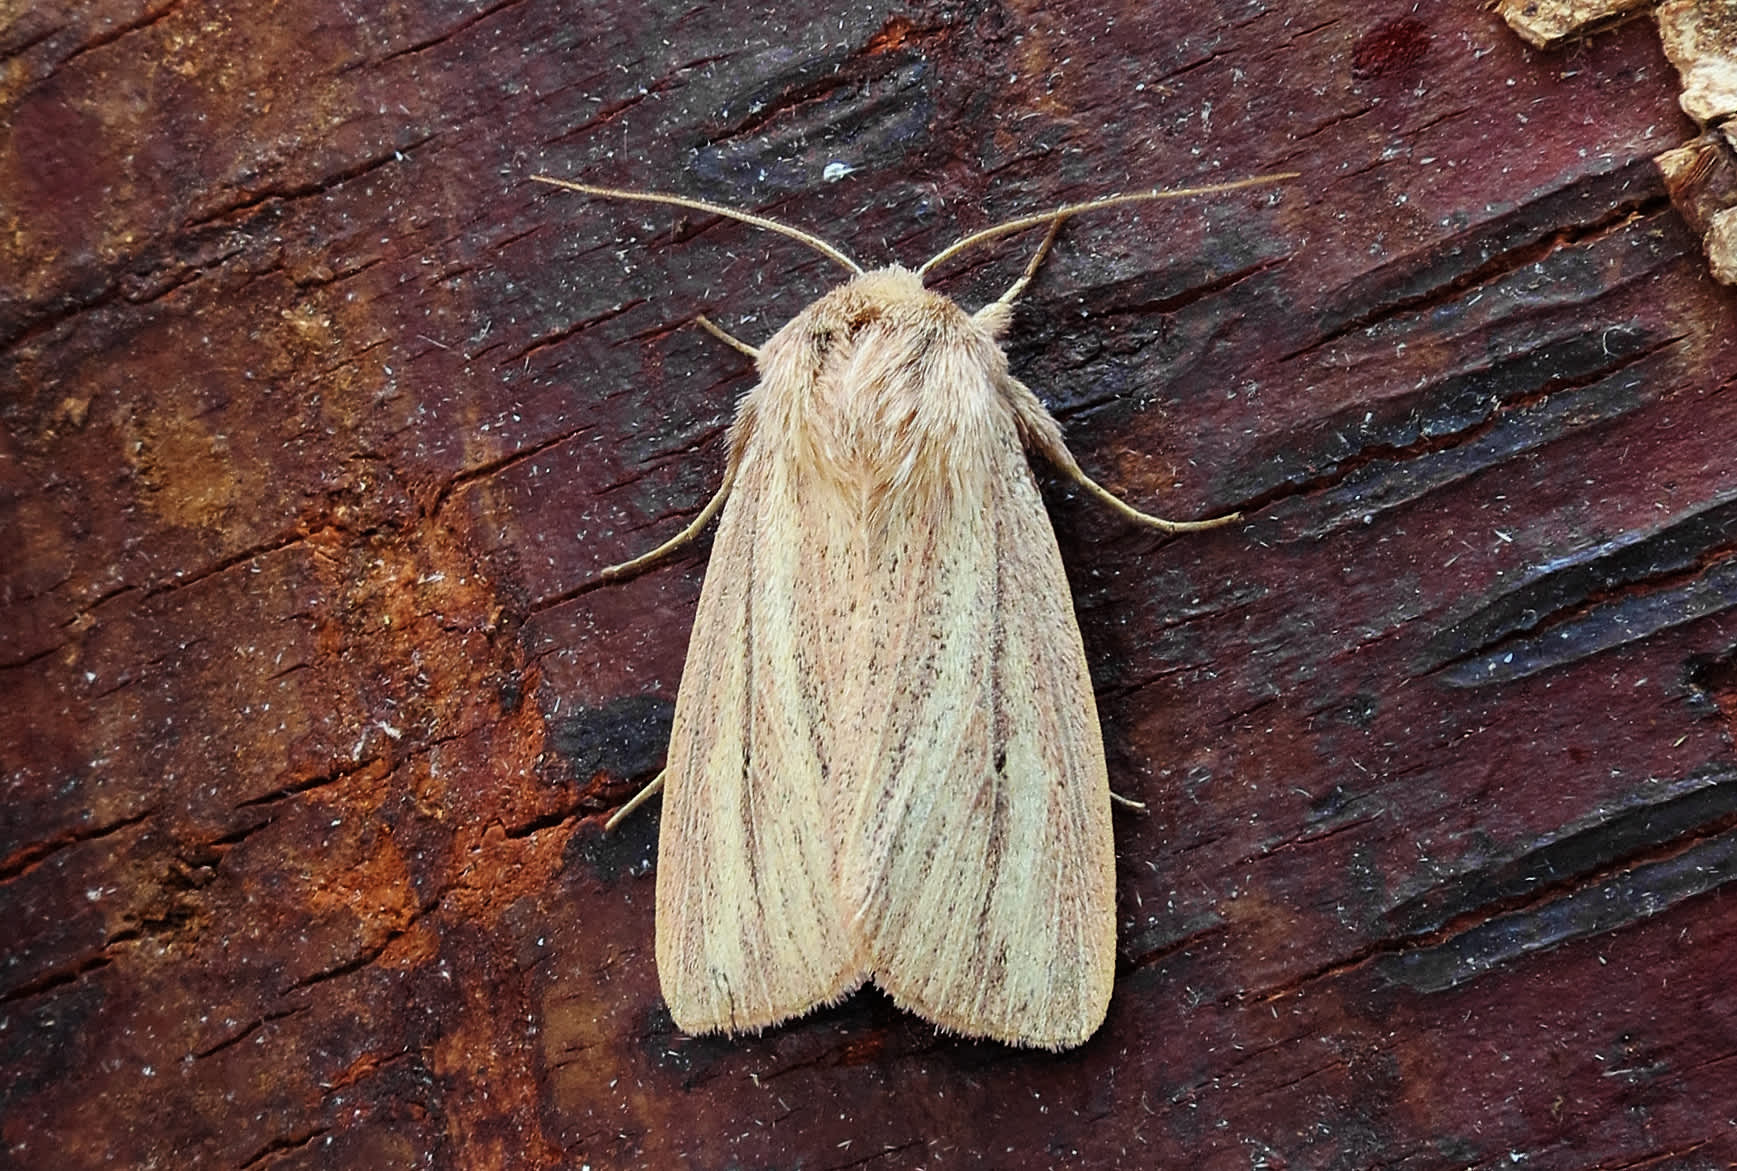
<box><xmin>829</xmin><ymin>303</ymin><xmax>1115</xmax><ymax>1050</ymax></box>
<box><xmin>653</xmin><ymin>417</ymin><xmax>866</xmax><ymax>1035</ymax></box>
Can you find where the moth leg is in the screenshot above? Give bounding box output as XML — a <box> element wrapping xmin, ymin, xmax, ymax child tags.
<box><xmin>604</xmin><ymin>770</ymin><xmax>664</xmax><ymax>831</ymax></box>
<box><xmin>1026</xmin><ymin>424</ymin><xmax>1241</xmax><ymax>532</ymax></box>
<box><xmin>694</xmin><ymin>314</ymin><xmax>760</xmax><ymax>359</ymax></box>
<box><xmin>988</xmin><ymin>213</ymin><xmax>1069</xmax><ymax>311</ymax></box>
<box><xmin>1110</xmin><ymin>790</ymin><xmax>1147</xmax><ymax>813</ymax></box>
<box><xmin>1006</xmin><ymin>378</ymin><xmax>1243</xmax><ymax>532</ymax></box>
<box><xmin>599</xmin><ymin>464</ymin><xmax>737</xmax><ymax>582</ymax></box>
<box><xmin>1062</xmin><ymin>462</ymin><xmax>1242</xmax><ymax>533</ymax></box>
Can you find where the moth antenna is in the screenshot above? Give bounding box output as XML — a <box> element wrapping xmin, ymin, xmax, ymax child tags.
<box><xmin>916</xmin><ymin>171</ymin><xmax>1299</xmax><ymax>283</ymax></box>
<box><xmin>532</xmin><ymin>176</ymin><xmax>863</xmax><ymax>275</ymax></box>
<box><xmin>694</xmin><ymin>314</ymin><xmax>761</xmax><ymax>359</ymax></box>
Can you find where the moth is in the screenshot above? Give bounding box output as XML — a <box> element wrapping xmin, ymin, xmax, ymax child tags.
<box><xmin>537</xmin><ymin>172</ymin><xmax>1289</xmax><ymax>1049</ymax></box>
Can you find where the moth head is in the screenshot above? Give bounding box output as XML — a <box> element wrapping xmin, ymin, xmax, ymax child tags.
<box><xmin>793</xmin><ymin>266</ymin><xmax>977</xmax><ymax>357</ymax></box>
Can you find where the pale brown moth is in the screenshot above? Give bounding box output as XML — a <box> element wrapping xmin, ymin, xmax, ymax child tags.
<box><xmin>537</xmin><ymin>172</ymin><xmax>1292</xmax><ymax>1050</ymax></box>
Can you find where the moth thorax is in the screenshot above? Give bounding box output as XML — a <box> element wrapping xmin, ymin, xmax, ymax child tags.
<box><xmin>753</xmin><ymin>267</ymin><xmax>1006</xmax><ymax>514</ymax></box>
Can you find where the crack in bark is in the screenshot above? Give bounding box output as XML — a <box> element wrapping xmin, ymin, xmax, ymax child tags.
<box><xmin>0</xmin><ymin>808</ymin><xmax>156</xmax><ymax>883</ymax></box>
<box><xmin>1281</xmin><ymin>182</ymin><xmax>1672</xmax><ymax>365</ymax></box>
<box><xmin>237</xmin><ymin>1125</ymin><xmax>331</xmax><ymax>1170</ymax></box>
<box><xmin>1086</xmin><ymin>254</ymin><xmax>1295</xmax><ymax>323</ymax></box>
<box><xmin>138</xmin><ymin>529</ymin><xmax>315</xmax><ymax>603</ymax></box>
<box><xmin>1597</xmin><ymin>1139</ymin><xmax>1713</xmax><ymax>1170</ymax></box>
<box><xmin>191</xmin><ymin>1004</ymin><xmax>310</xmax><ymax>1060</ymax></box>
<box><xmin>1422</xmin><ymin>488</ymin><xmax>1737</xmax><ymax>685</ymax></box>
<box><xmin>821</xmin><ymin>1136</ymin><xmax>928</xmax><ymax>1171</ymax></box>
<box><xmin>487</xmin><ymin>297</ymin><xmax>649</xmax><ymax>368</ymax></box>
<box><xmin>187</xmin><ymin>134</ymin><xmax>438</xmax><ymax>233</ymax></box>
<box><xmin>501</xmin><ymin>807</ymin><xmax>579</xmax><ymax>840</ymax></box>
<box><xmin>429</xmin><ymin>421</ymin><xmax>598</xmax><ymax>517</ymax></box>
<box><xmin>238</xmin><ymin>760</ymin><xmax>377</xmax><ymax>809</ymax></box>
<box><xmin>353</xmin><ymin>0</ymin><xmax>529</xmax><ymax>73</ymax></box>
<box><xmin>89</xmin><ymin>636</ymin><xmax>212</xmax><ymax>700</ymax></box>
<box><xmin>1123</xmin><ymin>918</ymin><xmax>1230</xmax><ymax>973</ymax></box>
<box><xmin>1283</xmin><ymin>100</ymin><xmax>1380</xmax><ymax>151</ymax></box>
<box><xmin>1235</xmin><ymin>330</ymin><xmax>1685</xmax><ymax>531</ymax></box>
<box><xmin>0</xmin><ymin>17</ymin><xmax>67</xmax><ymax>62</ymax></box>
<box><xmin>1246</xmin><ymin>809</ymin><xmax>1389</xmax><ymax>861</ymax></box>
<box><xmin>1</xmin><ymin>135</ymin><xmax>434</xmax><ymax>354</ymax></box>
<box><xmin>0</xmin><ymin>941</ymin><xmax>119</xmax><ymax>1004</ymax></box>
<box><xmin>285</xmin><ymin>926</ymin><xmax>408</xmax><ymax>994</ymax></box>
<box><xmin>52</xmin><ymin>0</ymin><xmax>185</xmax><ymax>75</ymax></box>
<box><xmin>546</xmin><ymin>77</ymin><xmax>682</xmax><ymax>147</ymax></box>
<box><xmin>1241</xmin><ymin>799</ymin><xmax>1737</xmax><ymax>1003</ymax></box>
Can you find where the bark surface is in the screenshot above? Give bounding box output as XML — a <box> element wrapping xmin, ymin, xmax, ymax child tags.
<box><xmin>4</xmin><ymin>2</ymin><xmax>1735</xmax><ymax>1168</ymax></box>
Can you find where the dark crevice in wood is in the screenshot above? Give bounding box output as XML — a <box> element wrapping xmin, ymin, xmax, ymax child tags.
<box><xmin>1242</xmin><ymin>771</ymin><xmax>1737</xmax><ymax>1002</ymax></box>
<box><xmin>3</xmin><ymin>132</ymin><xmax>434</xmax><ymax>351</ymax></box>
<box><xmin>705</xmin><ymin>22</ymin><xmax>949</xmax><ymax>144</ymax></box>
<box><xmin>545</xmin><ymin>77</ymin><xmax>684</xmax><ymax>147</ymax></box>
<box><xmin>501</xmin><ymin>808</ymin><xmax>579</xmax><ymax>840</ymax></box>
<box><xmin>237</xmin><ymin>1125</ymin><xmax>332</xmax><ymax>1170</ymax></box>
<box><xmin>0</xmin><ymin>18</ymin><xmax>66</xmax><ymax>62</ymax></box>
<box><xmin>1425</xmin><ymin>491</ymin><xmax>1737</xmax><ymax>684</ymax></box>
<box><xmin>484</xmin><ymin>297</ymin><xmax>648</xmax><ymax>368</ymax></box>
<box><xmin>1248</xmin><ymin>808</ymin><xmax>1390</xmax><ymax>860</ymax></box>
<box><xmin>1387</xmin><ymin>766</ymin><xmax>1737</xmax><ymax>937</ymax></box>
<box><xmin>1154</xmin><ymin>8</ymin><xmax>1328</xmax><ymax>89</ymax></box>
<box><xmin>0</xmin><ymin>949</ymin><xmax>117</xmax><ymax>1005</ymax></box>
<box><xmin>91</xmin><ymin>638</ymin><xmax>211</xmax><ymax>701</ymax></box>
<box><xmin>428</xmin><ymin>422</ymin><xmax>597</xmax><ymax>518</ymax></box>
<box><xmin>51</xmin><ymin>0</ymin><xmax>185</xmax><ymax>75</ymax></box>
<box><xmin>138</xmin><ymin>529</ymin><xmax>315</xmax><ymax>603</ymax></box>
<box><xmin>282</xmin><ymin>871</ymin><xmax>458</xmax><ymax>996</ymax></box>
<box><xmin>185</xmin><ymin>133</ymin><xmax>439</xmax><ymax>233</ymax></box>
<box><xmin>237</xmin><ymin>763</ymin><xmax>370</xmax><ymax>809</ymax></box>
<box><xmin>1122</xmin><ymin>917</ymin><xmax>1229</xmax><ymax>973</ymax></box>
<box><xmin>0</xmin><ymin>640</ymin><xmax>64</xmax><ymax>673</ymax></box>
<box><xmin>0</xmin><ymin>808</ymin><xmax>156</xmax><ymax>883</ymax></box>
<box><xmin>191</xmin><ymin>1005</ymin><xmax>309</xmax><ymax>1060</ymax></box>
<box><xmin>1086</xmin><ymin>254</ymin><xmax>1294</xmax><ymax>322</ymax></box>
<box><xmin>0</xmin><ymin>276</ymin><xmax>129</xmax><ymax>355</ymax></box>
<box><xmin>1234</xmin><ymin>329</ymin><xmax>1684</xmax><ymax>529</ymax></box>
<box><xmin>284</xmin><ymin>933</ymin><xmax>397</xmax><ymax>995</ymax></box>
<box><xmin>1439</xmin><ymin>553</ymin><xmax>1737</xmax><ymax>685</ymax></box>
<box><xmin>819</xmin><ymin>1136</ymin><xmax>929</xmax><ymax>1171</ymax></box>
<box><xmin>304</xmin><ymin>337</ymin><xmax>390</xmax><ymax>382</ymax></box>
<box><xmin>595</xmin><ymin>429</ymin><xmax>730</xmax><ymax>496</ymax></box>
<box><xmin>1283</xmin><ymin>164</ymin><xmax>1673</xmax><ymax>363</ymax></box>
<box><xmin>1597</xmin><ymin>1139</ymin><xmax>1713</xmax><ymax>1171</ymax></box>
<box><xmin>323</xmin><ymin>1047</ymin><xmax>414</xmax><ymax>1093</ymax></box>
<box><xmin>290</xmin><ymin>252</ymin><xmax>386</xmax><ymax>291</ymax></box>
<box><xmin>209</xmin><ymin>814</ymin><xmax>276</xmax><ymax>849</ymax></box>
<box><xmin>1257</xmin><ymin>1057</ymin><xmax>1353</xmax><ymax>1096</ymax></box>
<box><xmin>1284</xmin><ymin>100</ymin><xmax>1381</xmax><ymax>151</ymax></box>
<box><xmin>353</xmin><ymin>0</ymin><xmax>528</xmax><ymax>73</ymax></box>
<box><xmin>523</xmin><ymin>460</ymin><xmax>733</xmax><ymax>609</ymax></box>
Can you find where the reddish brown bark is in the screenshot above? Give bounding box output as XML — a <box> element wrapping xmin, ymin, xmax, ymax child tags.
<box><xmin>4</xmin><ymin>2</ymin><xmax>1735</xmax><ymax>1169</ymax></box>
